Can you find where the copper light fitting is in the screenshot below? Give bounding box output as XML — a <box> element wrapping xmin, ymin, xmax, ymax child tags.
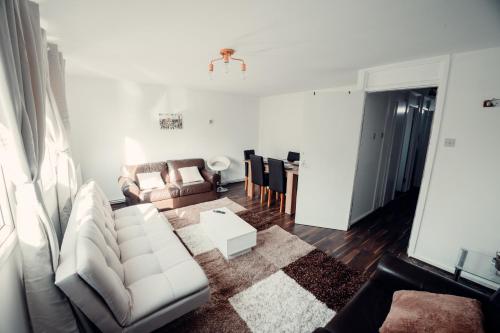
<box><xmin>208</xmin><ymin>48</ymin><xmax>247</xmax><ymax>79</ymax></box>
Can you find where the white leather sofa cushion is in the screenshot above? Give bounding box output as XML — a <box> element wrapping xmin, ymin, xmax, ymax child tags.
<box><xmin>56</xmin><ymin>180</ymin><xmax>209</xmax><ymax>333</ymax></box>
<box><xmin>113</xmin><ymin>203</ymin><xmax>158</xmax><ymax>219</ymax></box>
<box><xmin>77</xmin><ymin>218</ymin><xmax>131</xmax><ymax>325</ymax></box>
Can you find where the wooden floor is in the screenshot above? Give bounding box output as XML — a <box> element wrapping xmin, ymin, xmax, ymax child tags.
<box><xmin>222</xmin><ymin>182</ymin><xmax>417</xmax><ymax>275</ymax></box>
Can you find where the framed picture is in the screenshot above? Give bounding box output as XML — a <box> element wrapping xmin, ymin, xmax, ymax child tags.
<box><xmin>159</xmin><ymin>113</ymin><xmax>183</xmax><ymax>130</ymax></box>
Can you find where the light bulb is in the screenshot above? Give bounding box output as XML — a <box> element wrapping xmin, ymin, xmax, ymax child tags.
<box><xmin>208</xmin><ymin>70</ymin><xmax>213</xmax><ymax>80</ymax></box>
<box><xmin>241</xmin><ymin>70</ymin><xmax>246</xmax><ymax>80</ymax></box>
<box><xmin>224</xmin><ymin>62</ymin><xmax>230</xmax><ymax>74</ymax></box>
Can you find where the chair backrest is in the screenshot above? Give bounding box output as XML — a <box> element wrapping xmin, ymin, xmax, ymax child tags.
<box><xmin>250</xmin><ymin>154</ymin><xmax>266</xmax><ymax>186</ymax></box>
<box><xmin>287</xmin><ymin>151</ymin><xmax>300</xmax><ymax>162</ymax></box>
<box><xmin>244</xmin><ymin>149</ymin><xmax>255</xmax><ymax>160</ymax></box>
<box><xmin>268</xmin><ymin>158</ymin><xmax>286</xmax><ymax>193</ymax></box>
<box><xmin>207</xmin><ymin>156</ymin><xmax>231</xmax><ymax>171</ymax></box>
<box><xmin>244</xmin><ymin>150</ymin><xmax>255</xmax><ymax>176</ymax></box>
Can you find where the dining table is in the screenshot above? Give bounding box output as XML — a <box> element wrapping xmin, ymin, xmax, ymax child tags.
<box><xmin>244</xmin><ymin>159</ymin><xmax>299</xmax><ymax>215</ymax></box>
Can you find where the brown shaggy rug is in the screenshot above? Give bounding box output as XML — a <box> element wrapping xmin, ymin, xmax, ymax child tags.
<box><xmin>159</xmin><ymin>199</ymin><xmax>367</xmax><ymax>333</ymax></box>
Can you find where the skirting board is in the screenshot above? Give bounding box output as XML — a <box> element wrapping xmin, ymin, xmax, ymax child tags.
<box><xmin>109</xmin><ymin>178</ymin><xmax>245</xmax><ymax>204</ymax></box>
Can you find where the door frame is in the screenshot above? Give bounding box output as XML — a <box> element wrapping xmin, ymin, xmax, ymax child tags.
<box><xmin>357</xmin><ymin>55</ymin><xmax>451</xmax><ymax>258</ymax></box>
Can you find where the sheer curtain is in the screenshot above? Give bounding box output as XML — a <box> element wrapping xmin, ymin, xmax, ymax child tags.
<box><xmin>0</xmin><ymin>0</ymin><xmax>78</xmax><ymax>331</ymax></box>
<box><xmin>46</xmin><ymin>42</ymin><xmax>77</xmax><ymax>238</ymax></box>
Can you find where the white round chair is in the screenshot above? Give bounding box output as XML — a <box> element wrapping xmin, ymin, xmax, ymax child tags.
<box><xmin>207</xmin><ymin>156</ymin><xmax>231</xmax><ymax>192</ymax></box>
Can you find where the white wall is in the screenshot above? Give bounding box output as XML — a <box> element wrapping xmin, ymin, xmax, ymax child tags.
<box><xmin>258</xmin><ymin>92</ymin><xmax>305</xmax><ymax>159</ymax></box>
<box><xmin>66</xmin><ymin>75</ymin><xmax>259</xmax><ymax>200</ymax></box>
<box><xmin>410</xmin><ymin>47</ymin><xmax>500</xmax><ymax>272</ymax></box>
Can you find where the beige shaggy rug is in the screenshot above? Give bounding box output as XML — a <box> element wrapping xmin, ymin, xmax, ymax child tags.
<box><xmin>163</xmin><ymin>197</ymin><xmax>246</xmax><ymax>230</ymax></box>
<box><xmin>159</xmin><ymin>198</ymin><xmax>366</xmax><ymax>333</ymax></box>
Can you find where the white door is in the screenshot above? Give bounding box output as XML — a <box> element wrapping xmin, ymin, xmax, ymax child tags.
<box><xmin>295</xmin><ymin>90</ymin><xmax>365</xmax><ymax>230</ymax></box>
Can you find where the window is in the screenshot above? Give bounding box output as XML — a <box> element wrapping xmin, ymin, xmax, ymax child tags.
<box><xmin>0</xmin><ymin>165</ymin><xmax>14</xmax><ymax>247</ymax></box>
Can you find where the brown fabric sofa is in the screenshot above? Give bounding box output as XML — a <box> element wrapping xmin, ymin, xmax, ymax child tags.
<box><xmin>118</xmin><ymin>159</ymin><xmax>220</xmax><ymax>210</ymax></box>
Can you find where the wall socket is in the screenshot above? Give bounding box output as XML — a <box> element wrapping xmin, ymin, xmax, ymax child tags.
<box><xmin>444</xmin><ymin>138</ymin><xmax>456</xmax><ymax>147</ymax></box>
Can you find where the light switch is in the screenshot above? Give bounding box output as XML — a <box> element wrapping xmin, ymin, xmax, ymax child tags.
<box><xmin>444</xmin><ymin>138</ymin><xmax>456</xmax><ymax>147</ymax></box>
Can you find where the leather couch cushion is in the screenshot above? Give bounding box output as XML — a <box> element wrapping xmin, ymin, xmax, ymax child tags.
<box><xmin>177</xmin><ymin>181</ymin><xmax>212</xmax><ymax>196</ymax></box>
<box><xmin>113</xmin><ymin>203</ymin><xmax>158</xmax><ymax>220</ymax></box>
<box><xmin>380</xmin><ymin>290</ymin><xmax>484</xmax><ymax>333</ymax></box>
<box><xmin>167</xmin><ymin>159</ymin><xmax>205</xmax><ymax>183</ymax></box>
<box><xmin>113</xmin><ymin>209</ymin><xmax>208</xmax><ymax>323</ymax></box>
<box><xmin>122</xmin><ymin>162</ymin><xmax>169</xmax><ymax>183</ymax></box>
<box><xmin>140</xmin><ymin>184</ymin><xmax>180</xmax><ymax>202</ymax></box>
<box><xmin>77</xmin><ymin>219</ymin><xmax>131</xmax><ymax>325</ymax></box>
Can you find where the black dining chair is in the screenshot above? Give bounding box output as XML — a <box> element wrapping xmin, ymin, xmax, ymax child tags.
<box><xmin>250</xmin><ymin>154</ymin><xmax>268</xmax><ymax>204</ymax></box>
<box><xmin>268</xmin><ymin>158</ymin><xmax>287</xmax><ymax>212</ymax></box>
<box><xmin>287</xmin><ymin>151</ymin><xmax>300</xmax><ymax>163</ymax></box>
<box><xmin>243</xmin><ymin>149</ymin><xmax>255</xmax><ymax>191</ymax></box>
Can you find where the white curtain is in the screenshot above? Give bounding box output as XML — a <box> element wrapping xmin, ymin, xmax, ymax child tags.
<box><xmin>45</xmin><ymin>42</ymin><xmax>77</xmax><ymax>238</ymax></box>
<box><xmin>0</xmin><ymin>0</ymin><xmax>78</xmax><ymax>332</ymax></box>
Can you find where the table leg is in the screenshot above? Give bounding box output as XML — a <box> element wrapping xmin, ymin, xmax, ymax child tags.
<box><xmin>285</xmin><ymin>172</ymin><xmax>298</xmax><ymax>215</ymax></box>
<box><xmin>454</xmin><ymin>249</ymin><xmax>468</xmax><ymax>281</ymax></box>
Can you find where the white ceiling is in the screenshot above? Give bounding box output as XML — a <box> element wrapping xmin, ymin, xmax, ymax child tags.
<box><xmin>38</xmin><ymin>0</ymin><xmax>500</xmax><ymax>96</ymax></box>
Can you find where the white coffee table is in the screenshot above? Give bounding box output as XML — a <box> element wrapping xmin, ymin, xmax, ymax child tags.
<box><xmin>200</xmin><ymin>207</ymin><xmax>256</xmax><ymax>259</ymax></box>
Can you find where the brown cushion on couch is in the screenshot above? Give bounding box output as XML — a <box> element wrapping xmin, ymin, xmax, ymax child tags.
<box><xmin>380</xmin><ymin>290</ymin><xmax>484</xmax><ymax>333</ymax></box>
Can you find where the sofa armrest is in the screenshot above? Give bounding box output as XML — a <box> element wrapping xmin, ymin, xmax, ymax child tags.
<box><xmin>200</xmin><ymin>169</ymin><xmax>220</xmax><ymax>191</ymax></box>
<box><xmin>118</xmin><ymin>176</ymin><xmax>141</xmax><ymax>205</ymax></box>
<box><xmin>372</xmin><ymin>256</ymin><xmax>490</xmax><ymax>301</ymax></box>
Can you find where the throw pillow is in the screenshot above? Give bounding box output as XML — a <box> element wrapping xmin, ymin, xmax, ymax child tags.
<box><xmin>136</xmin><ymin>172</ymin><xmax>165</xmax><ymax>190</ymax></box>
<box><xmin>178</xmin><ymin>166</ymin><xmax>204</xmax><ymax>184</ymax></box>
<box><xmin>380</xmin><ymin>290</ymin><xmax>484</xmax><ymax>333</ymax></box>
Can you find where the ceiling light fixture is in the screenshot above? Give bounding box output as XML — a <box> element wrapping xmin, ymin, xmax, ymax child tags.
<box><xmin>208</xmin><ymin>48</ymin><xmax>246</xmax><ymax>80</ymax></box>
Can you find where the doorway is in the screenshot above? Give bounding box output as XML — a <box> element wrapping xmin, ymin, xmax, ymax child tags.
<box><xmin>349</xmin><ymin>88</ymin><xmax>437</xmax><ymax>238</ymax></box>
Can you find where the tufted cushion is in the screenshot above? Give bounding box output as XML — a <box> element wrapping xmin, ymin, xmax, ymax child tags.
<box><xmin>56</xmin><ymin>181</ymin><xmax>209</xmax><ymax>332</ymax></box>
<box><xmin>113</xmin><ymin>203</ymin><xmax>158</xmax><ymax>219</ymax></box>
<box><xmin>77</xmin><ymin>218</ymin><xmax>131</xmax><ymax>325</ymax></box>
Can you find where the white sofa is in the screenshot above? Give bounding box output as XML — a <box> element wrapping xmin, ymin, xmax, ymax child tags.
<box><xmin>55</xmin><ymin>181</ymin><xmax>209</xmax><ymax>332</ymax></box>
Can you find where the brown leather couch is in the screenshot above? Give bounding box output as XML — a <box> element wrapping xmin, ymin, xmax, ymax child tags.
<box><xmin>118</xmin><ymin>159</ymin><xmax>220</xmax><ymax>210</ymax></box>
